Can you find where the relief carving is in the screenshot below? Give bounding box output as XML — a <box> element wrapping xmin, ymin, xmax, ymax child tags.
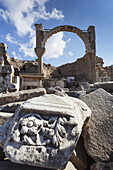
<box><xmin>11</xmin><ymin>113</ymin><xmax>78</xmax><ymax>148</ymax></box>
<box><xmin>0</xmin><ymin>94</ymin><xmax>91</xmax><ymax>169</ymax></box>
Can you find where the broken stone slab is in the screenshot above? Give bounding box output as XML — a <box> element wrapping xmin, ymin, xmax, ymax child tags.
<box><xmin>80</xmin><ymin>88</ymin><xmax>113</xmax><ymax>162</ymax></box>
<box><xmin>94</xmin><ymin>81</ymin><xmax>113</xmax><ymax>93</ymax></box>
<box><xmin>77</xmin><ymin>82</ymin><xmax>90</xmax><ymax>91</ymax></box>
<box><xmin>66</xmin><ymin>91</ymin><xmax>86</xmax><ymax>98</ymax></box>
<box><xmin>47</xmin><ymin>86</ymin><xmax>68</xmax><ymax>97</ymax></box>
<box><xmin>0</xmin><ymin>94</ymin><xmax>91</xmax><ymax>169</ymax></box>
<box><xmin>0</xmin><ymin>88</ymin><xmax>46</xmax><ymax>106</ymax></box>
<box><xmin>90</xmin><ymin>162</ymin><xmax>113</xmax><ymax>170</ymax></box>
<box><xmin>0</xmin><ymin>102</ymin><xmax>23</xmax><ymax>113</ymax></box>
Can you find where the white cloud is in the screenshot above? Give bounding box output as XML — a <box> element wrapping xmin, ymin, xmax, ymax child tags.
<box><xmin>6</xmin><ymin>33</ymin><xmax>18</xmax><ymax>44</ymax></box>
<box><xmin>19</xmin><ymin>35</ymin><xmax>36</xmax><ymax>58</ymax></box>
<box><xmin>44</xmin><ymin>32</ymin><xmax>66</xmax><ymax>59</ymax></box>
<box><xmin>0</xmin><ymin>9</ymin><xmax>9</xmax><ymax>22</ymax></box>
<box><xmin>0</xmin><ymin>0</ymin><xmax>64</xmax><ymax>37</ymax></box>
<box><xmin>66</xmin><ymin>38</ymin><xmax>71</xmax><ymax>43</ymax></box>
<box><xmin>48</xmin><ymin>8</ymin><xmax>64</xmax><ymax>20</ymax></box>
<box><xmin>12</xmin><ymin>51</ymin><xmax>22</xmax><ymax>59</ymax></box>
<box><xmin>68</xmin><ymin>51</ymin><xmax>73</xmax><ymax>56</ymax></box>
<box><xmin>0</xmin><ymin>0</ymin><xmax>65</xmax><ymax>60</ymax></box>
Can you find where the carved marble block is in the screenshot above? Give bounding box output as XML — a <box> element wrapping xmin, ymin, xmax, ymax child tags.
<box><xmin>0</xmin><ymin>94</ymin><xmax>91</xmax><ymax>169</ymax></box>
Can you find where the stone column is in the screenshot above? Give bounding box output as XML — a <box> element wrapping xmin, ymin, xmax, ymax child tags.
<box><xmin>0</xmin><ymin>43</ymin><xmax>6</xmax><ymax>66</ymax></box>
<box><xmin>87</xmin><ymin>26</ymin><xmax>96</xmax><ymax>83</ymax></box>
<box><xmin>35</xmin><ymin>24</ymin><xmax>45</xmax><ymax>74</ymax></box>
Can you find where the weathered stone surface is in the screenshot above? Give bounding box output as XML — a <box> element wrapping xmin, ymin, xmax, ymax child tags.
<box><xmin>0</xmin><ymin>88</ymin><xmax>46</xmax><ymax>106</ymax></box>
<box><xmin>80</xmin><ymin>88</ymin><xmax>113</xmax><ymax>162</ymax></box>
<box><xmin>90</xmin><ymin>162</ymin><xmax>113</xmax><ymax>170</ymax></box>
<box><xmin>0</xmin><ymin>102</ymin><xmax>23</xmax><ymax>113</ymax></box>
<box><xmin>0</xmin><ymin>160</ymin><xmax>77</xmax><ymax>170</ymax></box>
<box><xmin>66</xmin><ymin>91</ymin><xmax>86</xmax><ymax>98</ymax></box>
<box><xmin>94</xmin><ymin>81</ymin><xmax>113</xmax><ymax>93</ymax></box>
<box><xmin>47</xmin><ymin>86</ymin><xmax>67</xmax><ymax>97</ymax></box>
<box><xmin>0</xmin><ymin>160</ymin><xmax>52</xmax><ymax>170</ymax></box>
<box><xmin>77</xmin><ymin>82</ymin><xmax>90</xmax><ymax>91</ymax></box>
<box><xmin>0</xmin><ymin>94</ymin><xmax>91</xmax><ymax>169</ymax></box>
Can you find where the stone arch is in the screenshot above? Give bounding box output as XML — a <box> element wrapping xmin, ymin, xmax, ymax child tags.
<box><xmin>35</xmin><ymin>24</ymin><xmax>96</xmax><ymax>83</ymax></box>
<box><xmin>42</xmin><ymin>25</ymin><xmax>88</xmax><ymax>53</ymax></box>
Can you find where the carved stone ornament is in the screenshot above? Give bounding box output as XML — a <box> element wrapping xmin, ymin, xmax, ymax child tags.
<box><xmin>0</xmin><ymin>94</ymin><xmax>91</xmax><ymax>169</ymax></box>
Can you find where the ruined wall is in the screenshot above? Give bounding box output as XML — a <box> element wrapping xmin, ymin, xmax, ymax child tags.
<box><xmin>104</xmin><ymin>66</ymin><xmax>113</xmax><ymax>81</ymax></box>
<box><xmin>96</xmin><ymin>57</ymin><xmax>111</xmax><ymax>82</ymax></box>
<box><xmin>0</xmin><ymin>43</ymin><xmax>10</xmax><ymax>66</ymax></box>
<box><xmin>51</xmin><ymin>53</ymin><xmax>95</xmax><ymax>84</ymax></box>
<box><xmin>0</xmin><ymin>43</ymin><xmax>20</xmax><ymax>92</ymax></box>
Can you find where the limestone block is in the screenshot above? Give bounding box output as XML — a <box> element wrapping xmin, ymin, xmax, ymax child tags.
<box><xmin>0</xmin><ymin>88</ymin><xmax>46</xmax><ymax>106</ymax></box>
<box><xmin>77</xmin><ymin>82</ymin><xmax>90</xmax><ymax>91</ymax></box>
<box><xmin>0</xmin><ymin>95</ymin><xmax>91</xmax><ymax>169</ymax></box>
<box><xmin>80</xmin><ymin>88</ymin><xmax>113</xmax><ymax>162</ymax></box>
<box><xmin>0</xmin><ymin>102</ymin><xmax>23</xmax><ymax>113</ymax></box>
<box><xmin>47</xmin><ymin>86</ymin><xmax>67</xmax><ymax>97</ymax></box>
<box><xmin>66</xmin><ymin>91</ymin><xmax>86</xmax><ymax>98</ymax></box>
<box><xmin>94</xmin><ymin>81</ymin><xmax>113</xmax><ymax>93</ymax></box>
<box><xmin>90</xmin><ymin>162</ymin><xmax>113</xmax><ymax>170</ymax></box>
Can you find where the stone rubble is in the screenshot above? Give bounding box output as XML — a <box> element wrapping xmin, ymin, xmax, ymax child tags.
<box><xmin>0</xmin><ymin>88</ymin><xmax>46</xmax><ymax>106</ymax></box>
<box><xmin>0</xmin><ymin>94</ymin><xmax>91</xmax><ymax>169</ymax></box>
<box><xmin>90</xmin><ymin>162</ymin><xmax>113</xmax><ymax>170</ymax></box>
<box><xmin>80</xmin><ymin>88</ymin><xmax>113</xmax><ymax>162</ymax></box>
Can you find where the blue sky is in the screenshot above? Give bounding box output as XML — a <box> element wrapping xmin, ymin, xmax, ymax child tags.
<box><xmin>0</xmin><ymin>0</ymin><xmax>113</xmax><ymax>67</ymax></box>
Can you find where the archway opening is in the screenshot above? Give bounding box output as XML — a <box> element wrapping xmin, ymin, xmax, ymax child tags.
<box><xmin>43</xmin><ymin>31</ymin><xmax>86</xmax><ymax>67</ymax></box>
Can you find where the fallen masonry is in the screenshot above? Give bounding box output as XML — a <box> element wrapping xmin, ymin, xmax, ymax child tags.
<box><xmin>0</xmin><ymin>94</ymin><xmax>91</xmax><ymax>169</ymax></box>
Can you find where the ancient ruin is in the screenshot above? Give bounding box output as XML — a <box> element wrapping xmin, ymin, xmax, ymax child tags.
<box><xmin>0</xmin><ymin>24</ymin><xmax>113</xmax><ymax>91</ymax></box>
<box><xmin>0</xmin><ymin>43</ymin><xmax>20</xmax><ymax>93</ymax></box>
<box><xmin>0</xmin><ymin>94</ymin><xmax>91</xmax><ymax>169</ymax></box>
<box><xmin>0</xmin><ymin>23</ymin><xmax>113</xmax><ymax>170</ymax></box>
<box><xmin>35</xmin><ymin>24</ymin><xmax>96</xmax><ymax>84</ymax></box>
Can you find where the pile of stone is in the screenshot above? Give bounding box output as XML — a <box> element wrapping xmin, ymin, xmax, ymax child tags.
<box><xmin>0</xmin><ymin>87</ymin><xmax>112</xmax><ymax>170</ymax></box>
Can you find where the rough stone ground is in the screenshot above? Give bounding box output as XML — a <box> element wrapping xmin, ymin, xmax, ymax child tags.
<box><xmin>0</xmin><ymin>94</ymin><xmax>91</xmax><ymax>169</ymax></box>
<box><xmin>0</xmin><ymin>102</ymin><xmax>23</xmax><ymax>113</ymax></box>
<box><xmin>94</xmin><ymin>81</ymin><xmax>113</xmax><ymax>93</ymax></box>
<box><xmin>80</xmin><ymin>88</ymin><xmax>113</xmax><ymax>162</ymax></box>
<box><xmin>0</xmin><ymin>87</ymin><xmax>113</xmax><ymax>169</ymax></box>
<box><xmin>0</xmin><ymin>88</ymin><xmax>46</xmax><ymax>106</ymax></box>
<box><xmin>90</xmin><ymin>162</ymin><xmax>113</xmax><ymax>170</ymax></box>
<box><xmin>47</xmin><ymin>86</ymin><xmax>68</xmax><ymax>96</ymax></box>
<box><xmin>0</xmin><ymin>160</ymin><xmax>77</xmax><ymax>170</ymax></box>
